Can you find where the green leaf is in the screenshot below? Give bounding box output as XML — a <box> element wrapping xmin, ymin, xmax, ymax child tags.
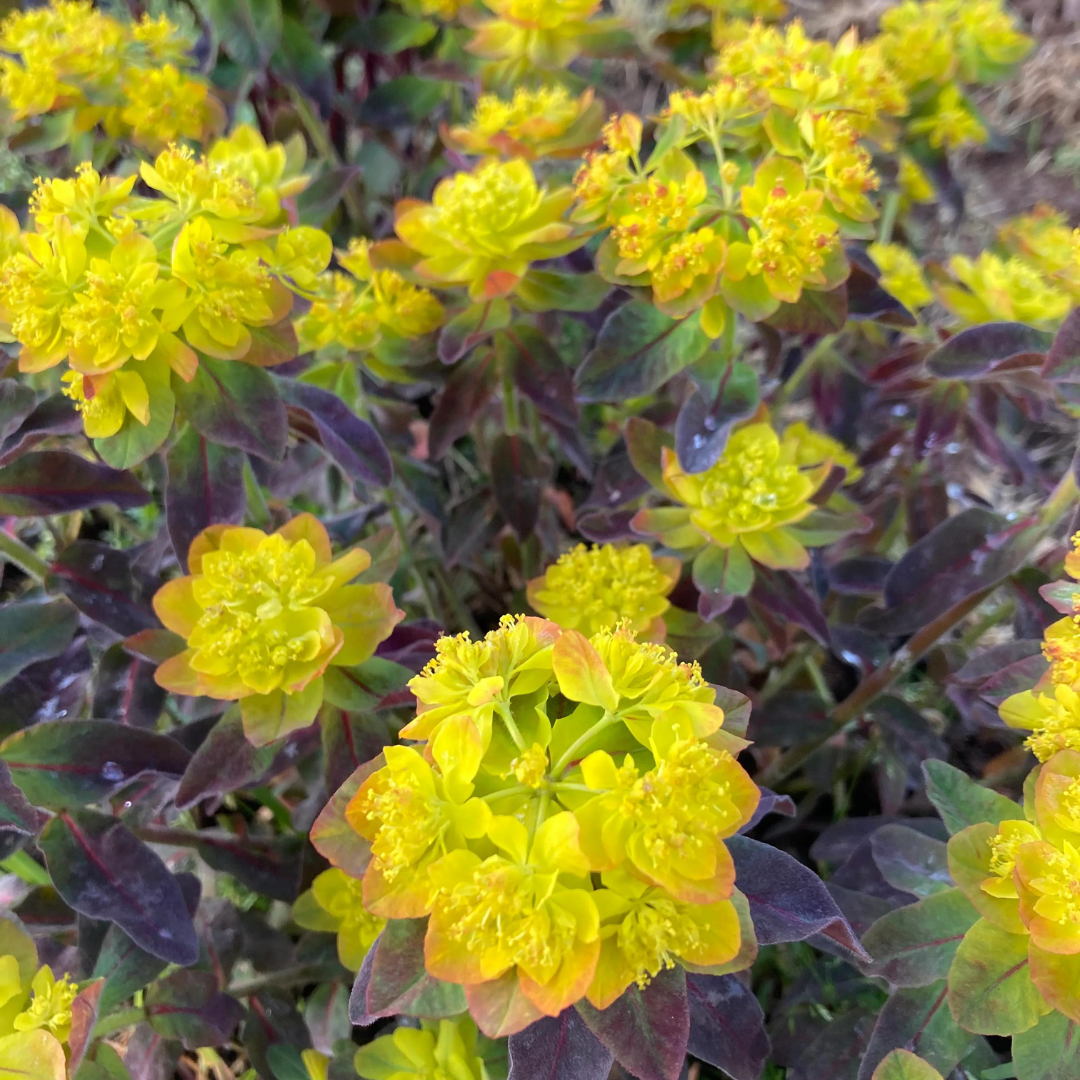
<box><xmin>625</xmin><ymin>416</ymin><xmax>674</xmax><ymax>492</ymax></box>
<box><xmin>203</xmin><ymin>0</ymin><xmax>282</xmax><ymax>68</ymax></box>
<box><xmin>871</xmin><ymin>825</ymin><xmax>953</xmax><ymax>899</ymax></box>
<box><xmin>438</xmin><ymin>299</ymin><xmax>511</xmax><ymax>365</ymax></box>
<box><xmin>576</xmin><ymin>302</ymin><xmax>711</xmax><ymax>402</ymax></box>
<box><xmin>0</xmin><ymin>1031</ymin><xmax>66</xmax><ymax>1080</ymax></box>
<box><xmin>364</xmin><ymin>919</ymin><xmax>467</xmax><ymax>1019</ymax></box>
<box><xmin>1012</xmin><ymin>1010</ymin><xmax>1080</xmax><ymax>1080</ymax></box>
<box><xmin>863</xmin><ymin>887</ymin><xmax>979</xmax><ymax>988</ymax></box>
<box><xmin>322</xmin><ymin>656</ymin><xmax>413</xmax><ymax>712</ymax></box>
<box><xmin>692</xmin><ymin>544</ymin><xmax>753</xmax><ymax>603</ymax></box>
<box><xmin>947</xmin><ymin>918</ymin><xmax>1049</xmax><ymax>1036</ymax></box>
<box><xmin>0</xmin><ymin>599</ymin><xmax>78</xmax><ymax>688</ymax></box>
<box><xmin>515</xmin><ymin>270</ymin><xmax>610</xmax><ymax>313</ymax></box>
<box><xmin>352</xmin><ymin>12</ymin><xmax>437</xmax><ymax>53</ymax></box>
<box><xmin>93</xmin><ymin>363</ymin><xmax>175</xmax><ymax>470</ymax></box>
<box><xmin>923</xmin><ymin>760</ymin><xmax>1022</xmax><ymax>835</ymax></box>
<box><xmin>358</xmin><ymin>76</ymin><xmax>452</xmax><ymax>127</ymax></box>
<box><xmin>871</xmin><ymin>1050</ymin><xmax>944</xmax><ymax>1080</ymax></box>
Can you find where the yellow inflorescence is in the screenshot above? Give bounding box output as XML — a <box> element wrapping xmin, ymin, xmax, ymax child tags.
<box><xmin>12</xmin><ymin>968</ymin><xmax>77</xmax><ymax>1042</ymax></box>
<box><xmin>938</xmin><ymin>252</ymin><xmax>1072</xmax><ymax>329</ymax></box>
<box><xmin>153</xmin><ymin>517</ymin><xmax>402</xmax><ymax>743</ymax></box>
<box><xmin>0</xmin><ymin>0</ymin><xmax>221</xmax><ymax>149</ymax></box>
<box><xmin>868</xmin><ymin>242</ymin><xmax>934</xmax><ymax>312</ymax></box>
<box><xmin>292</xmin><ymin>869</ymin><xmax>385</xmax><ymax>971</ymax></box>
<box><xmin>526</xmin><ymin>543</ymin><xmax>680</xmax><ymax>640</ymax></box>
<box><xmin>394</xmin><ymin>158</ymin><xmax>585</xmax><ymax>301</ymax></box>
<box><xmin>0</xmin><ymin>131</ymin><xmax>325</xmax><ymax>449</ymax></box>
<box><xmin>354</xmin><ymin>1017</ymin><xmax>487</xmax><ymax>1080</ymax></box>
<box><xmin>328</xmin><ymin>619</ymin><xmax>757</xmax><ymax>1033</ymax></box>
<box><xmin>1000</xmin><ymin>685</ymin><xmax>1080</xmax><ymax>762</ymax></box>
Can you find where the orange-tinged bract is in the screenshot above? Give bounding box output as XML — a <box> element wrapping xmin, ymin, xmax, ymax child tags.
<box><xmin>152</xmin><ymin>516</ymin><xmax>403</xmax><ymax>745</ymax></box>
<box><xmin>318</xmin><ymin>619</ymin><xmax>756</xmax><ymax>1035</ymax></box>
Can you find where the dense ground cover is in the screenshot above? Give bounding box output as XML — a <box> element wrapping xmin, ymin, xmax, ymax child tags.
<box><xmin>1</xmin><ymin>1</ymin><xmax>1080</xmax><ymax>1078</ymax></box>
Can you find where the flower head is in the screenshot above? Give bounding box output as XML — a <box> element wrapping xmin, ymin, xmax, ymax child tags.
<box><xmin>117</xmin><ymin>63</ymin><xmax>220</xmax><ymax>149</ymax></box>
<box><xmin>781</xmin><ymin>421</ymin><xmax>863</xmax><ymax>483</ymax></box>
<box><xmin>292</xmin><ymin>869</ymin><xmax>385</xmax><ymax>971</ymax></box>
<box><xmin>1014</xmin><ymin>839</ymin><xmax>1080</xmax><ymax>954</ymax></box>
<box><xmin>395</xmin><ymin>159</ymin><xmax>584</xmax><ymax>300</ymax></box>
<box><xmin>12</xmin><ymin>968</ymin><xmax>77</xmax><ymax>1043</ymax></box>
<box><xmin>867</xmin><ymin>242</ymin><xmax>933</xmax><ymax>311</ymax></box>
<box><xmin>907</xmin><ymin>85</ymin><xmax>987</xmax><ymax>149</ymax></box>
<box><xmin>981</xmin><ymin>819</ymin><xmax>1043</xmax><ymax>900</ymax></box>
<box><xmin>633</xmin><ymin>421</ymin><xmax>829</xmax><ymax>571</ymax></box>
<box><xmin>1000</xmin><ymin>685</ymin><xmax>1080</xmax><ymax>762</ymax></box>
<box><xmin>207</xmin><ymin>124</ymin><xmax>310</xmax><ymax>225</ymax></box>
<box><xmin>153</xmin><ymin>516</ymin><xmax>403</xmax><ymax>744</ymax></box>
<box><xmin>527</xmin><ymin>544</ymin><xmax>680</xmax><ymax>640</ymax></box>
<box><xmin>469</xmin><ymin>0</ymin><xmax>613</xmax><ymax>73</ymax></box>
<box><xmin>1034</xmin><ymin>751</ymin><xmax>1080</xmax><ymax>850</ymax></box>
<box><xmin>355</xmin><ymin>1017</ymin><xmax>487</xmax><ymax>1080</ymax></box>
<box><xmin>445</xmin><ymin>85</ymin><xmax>604</xmax><ymax>159</ymax></box>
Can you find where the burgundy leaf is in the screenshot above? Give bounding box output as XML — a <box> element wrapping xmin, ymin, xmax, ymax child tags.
<box><xmin>39</xmin><ymin>808</ymin><xmax>199</xmax><ymax>965</ymax></box>
<box><xmin>145</xmin><ymin>969</ymin><xmax>244</xmax><ymax>1049</ymax></box>
<box><xmin>0</xmin><ymin>450</ymin><xmax>149</xmax><ymax>515</ymax></box>
<box><xmin>93</xmin><ymin>642</ymin><xmax>167</xmax><ymax>728</ymax></box>
<box><xmin>686</xmin><ymin>974</ymin><xmax>770</xmax><ymax>1080</ymax></box>
<box><xmin>47</xmin><ymin>541</ymin><xmax>158</xmax><ymax>636</ymax></box>
<box><xmin>428</xmin><ymin>349</ymin><xmax>498</xmax><ymax>461</ymax></box>
<box><xmin>0</xmin><ymin>395</ymin><xmax>82</xmax><ymax>467</ymax></box>
<box><xmin>508</xmin><ymin>1008</ymin><xmax>614</xmax><ymax>1080</ymax></box>
<box><xmin>927</xmin><ymin>322</ymin><xmax>1053</xmax><ymax>379</ymax></box>
<box><xmin>491</xmin><ymin>433</ymin><xmax>544</xmax><ymax>540</ymax></box>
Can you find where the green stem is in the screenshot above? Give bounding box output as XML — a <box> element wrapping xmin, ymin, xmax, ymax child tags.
<box><xmin>243</xmin><ymin>459</ymin><xmax>271</xmax><ymax>528</ymax></box>
<box><xmin>0</xmin><ymin>528</ymin><xmax>50</xmax><ymax>581</ymax></box>
<box><xmin>92</xmin><ymin>1007</ymin><xmax>145</xmax><ymax>1039</ymax></box>
<box><xmin>878</xmin><ymin>189</ymin><xmax>901</xmax><ymax>246</ymax></box>
<box><xmin>387</xmin><ymin>494</ymin><xmax>440</xmax><ymax>622</ymax></box>
<box><xmin>496</xmin><ymin>700</ymin><xmax>526</xmax><ymax>751</ymax></box>
<box><xmin>481</xmin><ymin>784</ymin><xmax>529</xmax><ymax>802</ymax></box>
<box><xmin>0</xmin><ymin>850</ymin><xmax>50</xmax><ymax>886</ymax></box>
<box><xmin>429</xmin><ymin>561</ymin><xmax>481</xmax><ymax>636</ymax></box>
<box><xmin>527</xmin><ymin>789</ymin><xmax>551</xmax><ymax>846</ymax></box>
<box><xmin>551</xmin><ymin>711</ymin><xmax>620</xmax><ymax>776</ymax></box>
<box><xmin>501</xmin><ymin>357</ymin><xmax>520</xmax><ymax>436</ymax></box>
<box><xmin>228</xmin><ymin>963</ymin><xmax>342</xmax><ymax>997</ymax></box>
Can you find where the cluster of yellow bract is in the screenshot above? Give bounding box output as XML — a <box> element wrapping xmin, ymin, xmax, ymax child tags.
<box><xmin>633</xmin><ymin>420</ymin><xmax>853</xmax><ymax>573</ymax></box>
<box><xmin>295</xmin><ymin>237</ymin><xmax>445</xmax><ymax>376</ymax></box>
<box><xmin>152</xmin><ymin>515</ymin><xmax>403</xmax><ymax>745</ymax></box>
<box><xmin>444</xmin><ymin>85</ymin><xmax>605</xmax><ymax>161</ymax></box>
<box><xmin>0</xmin><ymin>918</ymin><xmax>77</xmax><ymax>1080</ymax></box>
<box><xmin>333</xmin><ymin>616</ymin><xmax>758</xmax><ymax>1035</ymax></box>
<box><xmin>0</xmin><ymin>127</ymin><xmax>326</xmax><ymax>456</ymax></box>
<box><xmin>354</xmin><ymin>1016</ymin><xmax>488</xmax><ymax>1080</ymax></box>
<box><xmin>0</xmin><ymin>0</ymin><xmax>222</xmax><ymax>150</ymax></box>
<box><xmin>526</xmin><ymin>543</ymin><xmax>682</xmax><ymax>641</ymax></box>
<box><xmin>945</xmin><ymin>532</ymin><xmax>1080</xmax><ymax>1020</ymax></box>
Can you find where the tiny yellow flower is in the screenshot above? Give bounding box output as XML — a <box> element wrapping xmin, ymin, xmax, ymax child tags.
<box><xmin>781</xmin><ymin>421</ymin><xmax>863</xmax><ymax>483</ymax></box>
<box><xmin>612</xmin><ymin>171</ymin><xmax>709</xmax><ymax>277</ymax></box>
<box><xmin>12</xmin><ymin>967</ymin><xmax>77</xmax><ymax>1043</ymax></box>
<box><xmin>207</xmin><ymin>124</ymin><xmax>312</xmax><ymax>226</ymax></box>
<box><xmin>1043</xmin><ymin>616</ymin><xmax>1080</xmax><ymax>691</ymax></box>
<box><xmin>469</xmin><ymin>0</ymin><xmax>613</xmax><ymax>72</ymax></box>
<box><xmin>445</xmin><ymin>85</ymin><xmax>604</xmax><ymax>160</ymax></box>
<box><xmin>355</xmin><ymin>1017</ymin><xmax>487</xmax><ymax>1080</ymax></box>
<box><xmin>117</xmin><ymin>63</ymin><xmax>220</xmax><ymax>150</ymax></box>
<box><xmin>153</xmin><ymin>516</ymin><xmax>403</xmax><ymax>743</ymax></box>
<box><xmin>395</xmin><ymin>159</ymin><xmax>584</xmax><ymax>300</ymax></box>
<box><xmin>981</xmin><ymin>819</ymin><xmax>1042</xmax><ymax>900</ymax></box>
<box><xmin>526</xmin><ymin>543</ymin><xmax>680</xmax><ymax>640</ymax></box>
<box><xmin>292</xmin><ymin>869</ymin><xmax>385</xmax><ymax>971</ymax></box>
<box><xmin>908</xmin><ymin>85</ymin><xmax>987</xmax><ymax>149</ymax></box>
<box><xmin>1000</xmin><ymin>684</ymin><xmax>1080</xmax><ymax>762</ymax></box>
<box><xmin>1014</xmin><ymin>838</ymin><xmax>1080</xmax><ymax>954</ymax></box>
<box><xmin>61</xmin><ymin>369</ymin><xmax>150</xmax><ymax>440</ymax></box>
<box><xmin>633</xmin><ymin>421</ymin><xmax>829</xmax><ymax>571</ymax></box>
<box><xmin>938</xmin><ymin>251</ymin><xmax>1071</xmax><ymax>329</ymax></box>
<box><xmin>867</xmin><ymin>242</ymin><xmax>933</xmax><ymax>311</ymax></box>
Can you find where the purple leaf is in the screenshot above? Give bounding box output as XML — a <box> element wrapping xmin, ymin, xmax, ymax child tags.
<box><xmin>0</xmin><ymin>598</ymin><xmax>79</xmax><ymax>686</ymax></box>
<box><xmin>765</xmin><ymin>285</ymin><xmax>848</xmax><ymax>334</ymax></box>
<box><xmin>145</xmin><ymin>970</ymin><xmax>244</xmax><ymax>1049</ymax></box>
<box><xmin>727</xmin><ymin>835</ymin><xmax>870</xmax><ymax>962</ymax></box>
<box><xmin>750</xmin><ymin>567</ymin><xmax>830</xmax><ymax>646</ymax></box>
<box><xmin>188</xmin><ymin>829</ymin><xmax>304</xmax><ymax>902</ymax></box>
<box><xmin>0</xmin><ymin>720</ymin><xmax>190</xmax><ymax>810</ymax></box>
<box><xmin>575</xmin><ymin>965</ymin><xmax>690</xmax><ymax>1080</ymax></box>
<box><xmin>0</xmin><ymin>450</ymin><xmax>149</xmax><ymax>515</ymax></box>
<box><xmin>92</xmin><ymin>642</ymin><xmax>167</xmax><ymax>728</ymax></box>
<box><xmin>508</xmin><ymin>1008</ymin><xmax>614</xmax><ymax>1080</ymax></box>
<box><xmin>39</xmin><ymin>808</ymin><xmax>199</xmax><ymax>965</ymax></box>
<box><xmin>500</xmin><ymin>325</ymin><xmax>579</xmax><ymax>428</ymax></box>
<box><xmin>686</xmin><ymin>974</ymin><xmax>770</xmax><ymax>1080</ymax></box>
<box><xmin>428</xmin><ymin>348</ymin><xmax>498</xmax><ymax>461</ymax></box>
<box><xmin>491</xmin><ymin>433</ymin><xmax>545</xmax><ymax>540</ymax></box>
<box><xmin>47</xmin><ymin>541</ymin><xmax>158</xmax><ymax>637</ymax></box>
<box><xmin>674</xmin><ymin>361</ymin><xmax>759</xmax><ymax>474</ymax></box>
<box><xmin>0</xmin><ymin>758</ymin><xmax>44</xmax><ymax>859</ymax></box>
<box><xmin>281</xmin><ymin>380</ymin><xmax>392</xmax><ymax>488</ymax></box>
<box><xmin>174</xmin><ymin>357</ymin><xmax>288</xmax><ymax>462</ymax></box>
<box><xmin>0</xmin><ymin>637</ymin><xmax>91</xmax><ymax>738</ymax></box>
<box><xmin>928</xmin><ymin>322</ymin><xmax>1053</xmax><ymax>379</ymax></box>
<box><xmin>438</xmin><ymin>299</ymin><xmax>511</xmax><ymax>365</ymax></box>
<box><xmin>0</xmin><ymin>396</ymin><xmax>82</xmax><ymax>467</ymax></box>
<box><xmin>165</xmin><ymin>426</ymin><xmax>246</xmax><ymax>570</ymax></box>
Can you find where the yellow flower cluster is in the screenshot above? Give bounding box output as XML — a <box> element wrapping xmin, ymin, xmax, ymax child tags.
<box><xmin>467</xmin><ymin>0</ymin><xmax>621</xmax><ymax>87</ymax></box>
<box><xmin>0</xmin><ymin>129</ymin><xmax>324</xmax><ymax>457</ymax></box>
<box><xmin>0</xmin><ymin>0</ymin><xmax>222</xmax><ymax>150</ymax></box>
<box><xmin>527</xmin><ymin>543</ymin><xmax>681</xmax><ymax>640</ymax></box>
<box><xmin>868</xmin><ymin>242</ymin><xmax>934</xmax><ymax>313</ymax></box>
<box><xmin>293</xmin><ymin>868</ymin><xmax>386</xmax><ymax>971</ymax></box>
<box><xmin>152</xmin><ymin>516</ymin><xmax>403</xmax><ymax>745</ymax></box>
<box><xmin>0</xmin><ymin>918</ymin><xmax>74</xmax><ymax>1080</ymax></box>
<box><xmin>331</xmin><ymin>616</ymin><xmax>757</xmax><ymax>1035</ymax></box>
<box><xmin>393</xmin><ymin>158</ymin><xmax>587</xmax><ymax>301</ymax></box>
<box><xmin>633</xmin><ymin>420</ymin><xmax>834</xmax><ymax>573</ymax></box>
<box><xmin>355</xmin><ymin>1016</ymin><xmax>487</xmax><ymax>1080</ymax></box>
<box><xmin>295</xmin><ymin>238</ymin><xmax>445</xmax><ymax>375</ymax></box>
<box><xmin>444</xmin><ymin>85</ymin><xmax>605</xmax><ymax>160</ymax></box>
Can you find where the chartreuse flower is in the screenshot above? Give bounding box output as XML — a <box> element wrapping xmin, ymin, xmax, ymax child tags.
<box><xmin>867</xmin><ymin>242</ymin><xmax>933</xmax><ymax>312</ymax></box>
<box><xmin>632</xmin><ymin>421</ymin><xmax>831</xmax><ymax>579</ymax></box>
<box><xmin>526</xmin><ymin>543</ymin><xmax>681</xmax><ymax>641</ymax></box>
<box><xmin>334</xmin><ymin>618</ymin><xmax>756</xmax><ymax>1034</ymax></box>
<box><xmin>292</xmin><ymin>869</ymin><xmax>385</xmax><ymax>971</ymax></box>
<box><xmin>467</xmin><ymin>0</ymin><xmax>619</xmax><ymax>82</ymax></box>
<box><xmin>394</xmin><ymin>159</ymin><xmax>585</xmax><ymax>300</ymax></box>
<box><xmin>0</xmin><ymin>140</ymin><xmax>329</xmax><ymax>458</ymax></box>
<box><xmin>355</xmin><ymin>1016</ymin><xmax>487</xmax><ymax>1080</ymax></box>
<box><xmin>0</xmin><ymin>0</ymin><xmax>221</xmax><ymax>149</ymax></box>
<box><xmin>1034</xmin><ymin>750</ymin><xmax>1080</xmax><ymax>849</ymax></box>
<box><xmin>781</xmin><ymin>421</ymin><xmax>863</xmax><ymax>484</ymax></box>
<box><xmin>425</xmin><ymin>812</ymin><xmax>601</xmax><ymax>1018</ymax></box>
<box><xmin>907</xmin><ymin>84</ymin><xmax>987</xmax><ymax>149</ymax></box>
<box><xmin>999</xmin><ymin>685</ymin><xmax>1080</xmax><ymax>762</ymax></box>
<box><xmin>1014</xmin><ymin>837</ymin><xmax>1080</xmax><ymax>953</ymax></box>
<box><xmin>0</xmin><ymin>917</ymin><xmax>70</xmax><ymax>1080</ymax></box>
<box><xmin>444</xmin><ymin>85</ymin><xmax>604</xmax><ymax>160</ymax></box>
<box><xmin>153</xmin><ymin>515</ymin><xmax>403</xmax><ymax>745</ymax></box>
<box><xmin>345</xmin><ymin>728</ymin><xmax>493</xmax><ymax>918</ymax></box>
<box><xmin>295</xmin><ymin>239</ymin><xmax>444</xmax><ymax>374</ymax></box>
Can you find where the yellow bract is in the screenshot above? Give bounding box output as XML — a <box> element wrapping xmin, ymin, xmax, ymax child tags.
<box><xmin>867</xmin><ymin>242</ymin><xmax>933</xmax><ymax>312</ymax></box>
<box><xmin>633</xmin><ymin>421</ymin><xmax>829</xmax><ymax>571</ymax></box>
<box><xmin>0</xmin><ymin>0</ymin><xmax>221</xmax><ymax>149</ymax></box>
<box><xmin>526</xmin><ymin>543</ymin><xmax>681</xmax><ymax>640</ymax></box>
<box><xmin>394</xmin><ymin>158</ymin><xmax>585</xmax><ymax>300</ymax></box>
<box><xmin>354</xmin><ymin>1016</ymin><xmax>487</xmax><ymax>1080</ymax></box>
<box><xmin>999</xmin><ymin>685</ymin><xmax>1080</xmax><ymax>762</ymax></box>
<box><xmin>938</xmin><ymin>251</ymin><xmax>1072</xmax><ymax>331</ymax></box>
<box><xmin>292</xmin><ymin>869</ymin><xmax>385</xmax><ymax>971</ymax></box>
<box><xmin>153</xmin><ymin>516</ymin><xmax>403</xmax><ymax>744</ymax></box>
